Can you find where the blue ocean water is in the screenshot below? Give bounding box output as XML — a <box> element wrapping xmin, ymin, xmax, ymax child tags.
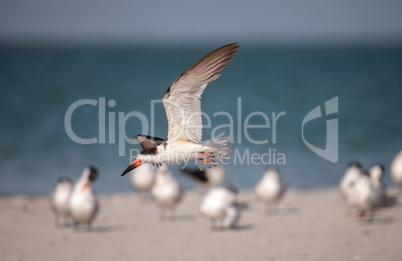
<box><xmin>1</xmin><ymin>44</ymin><xmax>401</xmax><ymax>195</ymax></box>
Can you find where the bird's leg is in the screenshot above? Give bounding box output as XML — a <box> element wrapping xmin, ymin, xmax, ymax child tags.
<box><xmin>209</xmin><ymin>219</ymin><xmax>216</xmax><ymax>231</ymax></box>
<box><xmin>198</xmin><ymin>152</ymin><xmax>215</xmax><ymax>162</ymax></box>
<box><xmin>217</xmin><ymin>219</ymin><xmax>224</xmax><ymax>230</ymax></box>
<box><xmin>358</xmin><ymin>211</ymin><xmax>365</xmax><ymax>221</ymax></box>
<box><xmin>73</xmin><ymin>222</ymin><xmax>80</xmax><ymax>232</ymax></box>
<box><xmin>87</xmin><ymin>223</ymin><xmax>93</xmax><ymax>232</ymax></box>
<box><xmin>201</xmin><ymin>152</ymin><xmax>214</xmax><ymax>158</ymax></box>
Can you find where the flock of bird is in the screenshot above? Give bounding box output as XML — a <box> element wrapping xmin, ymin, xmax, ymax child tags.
<box><xmin>50</xmin><ymin>163</ymin><xmax>288</xmax><ymax>230</ymax></box>
<box><xmin>50</xmin><ymin>167</ymin><xmax>99</xmax><ymax>229</ymax></box>
<box><xmin>339</xmin><ymin>151</ymin><xmax>402</xmax><ymax>221</ymax></box>
<box><xmin>49</xmin><ymin>150</ymin><xmax>402</xmax><ymax>231</ymax></box>
<box><xmin>130</xmin><ymin>164</ymin><xmax>286</xmax><ymax>229</ymax></box>
<box><xmin>49</xmin><ymin>43</ymin><xmax>402</xmax><ymax>231</ymax></box>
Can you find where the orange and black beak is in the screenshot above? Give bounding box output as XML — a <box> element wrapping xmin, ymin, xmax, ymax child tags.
<box><xmin>121</xmin><ymin>159</ymin><xmax>142</xmax><ymax>176</ymax></box>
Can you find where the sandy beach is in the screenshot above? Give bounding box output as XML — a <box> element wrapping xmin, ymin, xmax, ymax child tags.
<box><xmin>1</xmin><ymin>189</ymin><xmax>401</xmax><ymax>261</ymax></box>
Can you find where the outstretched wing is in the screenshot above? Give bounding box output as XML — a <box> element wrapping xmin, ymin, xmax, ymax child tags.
<box><xmin>162</xmin><ymin>43</ymin><xmax>239</xmax><ymax>143</ymax></box>
<box><xmin>136</xmin><ymin>135</ymin><xmax>165</xmax><ymax>150</ymax></box>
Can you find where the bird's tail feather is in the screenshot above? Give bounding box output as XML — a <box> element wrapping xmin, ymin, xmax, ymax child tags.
<box><xmin>197</xmin><ymin>132</ymin><xmax>231</xmax><ymax>170</ymax></box>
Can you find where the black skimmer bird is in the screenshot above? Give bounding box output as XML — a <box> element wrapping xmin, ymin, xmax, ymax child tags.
<box><xmin>69</xmin><ymin>166</ymin><xmax>99</xmax><ymax>229</ymax></box>
<box><xmin>255</xmin><ymin>166</ymin><xmax>287</xmax><ymax>215</ymax></box>
<box><xmin>121</xmin><ymin>43</ymin><xmax>239</xmax><ymax>176</ymax></box>
<box><xmin>50</xmin><ymin>177</ymin><xmax>72</xmax><ymax>227</ymax></box>
<box><xmin>391</xmin><ymin>151</ymin><xmax>402</xmax><ymax>189</ymax></box>
<box><xmin>181</xmin><ymin>165</ymin><xmax>225</xmax><ymax>188</ymax></box>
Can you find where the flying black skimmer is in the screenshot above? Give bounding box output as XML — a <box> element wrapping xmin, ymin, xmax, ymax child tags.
<box><xmin>121</xmin><ymin>43</ymin><xmax>239</xmax><ymax>176</ymax></box>
<box><xmin>255</xmin><ymin>166</ymin><xmax>287</xmax><ymax>215</ymax></box>
<box><xmin>130</xmin><ymin>164</ymin><xmax>156</xmax><ymax>199</ymax></box>
<box><xmin>339</xmin><ymin>162</ymin><xmax>363</xmax><ymax>212</ymax></box>
<box><xmin>391</xmin><ymin>151</ymin><xmax>402</xmax><ymax>189</ymax></box>
<box><xmin>151</xmin><ymin>165</ymin><xmax>184</xmax><ymax>220</ymax></box>
<box><xmin>200</xmin><ymin>185</ymin><xmax>241</xmax><ymax>230</ymax></box>
<box><xmin>69</xmin><ymin>166</ymin><xmax>99</xmax><ymax>229</ymax></box>
<box><xmin>50</xmin><ymin>177</ymin><xmax>72</xmax><ymax>227</ymax></box>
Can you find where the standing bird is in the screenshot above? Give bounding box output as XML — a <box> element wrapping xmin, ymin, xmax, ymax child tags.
<box><xmin>255</xmin><ymin>166</ymin><xmax>287</xmax><ymax>215</ymax></box>
<box><xmin>130</xmin><ymin>164</ymin><xmax>156</xmax><ymax>200</ymax></box>
<box><xmin>200</xmin><ymin>185</ymin><xmax>240</xmax><ymax>230</ymax></box>
<box><xmin>151</xmin><ymin>165</ymin><xmax>184</xmax><ymax>220</ymax></box>
<box><xmin>50</xmin><ymin>177</ymin><xmax>72</xmax><ymax>227</ymax></box>
<box><xmin>391</xmin><ymin>150</ymin><xmax>402</xmax><ymax>190</ymax></box>
<box><xmin>349</xmin><ymin>170</ymin><xmax>383</xmax><ymax>222</ymax></box>
<box><xmin>181</xmin><ymin>165</ymin><xmax>225</xmax><ymax>188</ymax></box>
<box><xmin>339</xmin><ymin>162</ymin><xmax>363</xmax><ymax>211</ymax></box>
<box><xmin>69</xmin><ymin>167</ymin><xmax>99</xmax><ymax>229</ymax></box>
<box><xmin>121</xmin><ymin>43</ymin><xmax>239</xmax><ymax>176</ymax></box>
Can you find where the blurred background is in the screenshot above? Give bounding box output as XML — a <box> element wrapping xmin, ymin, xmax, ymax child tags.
<box><xmin>1</xmin><ymin>0</ymin><xmax>401</xmax><ymax>195</ymax></box>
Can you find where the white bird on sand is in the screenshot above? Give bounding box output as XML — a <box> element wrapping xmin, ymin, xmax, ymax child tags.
<box><xmin>391</xmin><ymin>150</ymin><xmax>402</xmax><ymax>189</ymax></box>
<box><xmin>50</xmin><ymin>177</ymin><xmax>72</xmax><ymax>227</ymax></box>
<box><xmin>130</xmin><ymin>164</ymin><xmax>156</xmax><ymax>199</ymax></box>
<box><xmin>350</xmin><ymin>168</ymin><xmax>386</xmax><ymax>222</ymax></box>
<box><xmin>181</xmin><ymin>165</ymin><xmax>225</xmax><ymax>188</ymax></box>
<box><xmin>255</xmin><ymin>166</ymin><xmax>287</xmax><ymax>214</ymax></box>
<box><xmin>121</xmin><ymin>43</ymin><xmax>239</xmax><ymax>176</ymax></box>
<box><xmin>151</xmin><ymin>165</ymin><xmax>184</xmax><ymax>220</ymax></box>
<box><xmin>69</xmin><ymin>167</ymin><xmax>99</xmax><ymax>229</ymax></box>
<box><xmin>339</xmin><ymin>162</ymin><xmax>363</xmax><ymax>210</ymax></box>
<box><xmin>200</xmin><ymin>185</ymin><xmax>240</xmax><ymax>230</ymax></box>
